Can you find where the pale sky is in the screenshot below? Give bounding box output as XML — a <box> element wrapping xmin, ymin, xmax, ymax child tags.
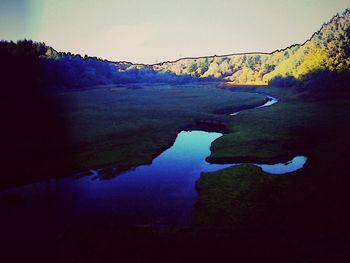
<box><xmin>1</xmin><ymin>0</ymin><xmax>349</xmax><ymax>64</ymax></box>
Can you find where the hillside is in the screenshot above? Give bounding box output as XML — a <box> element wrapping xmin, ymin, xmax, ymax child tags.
<box><xmin>150</xmin><ymin>9</ymin><xmax>350</xmax><ymax>85</ymax></box>
<box><xmin>1</xmin><ymin>9</ymin><xmax>349</xmax><ymax>89</ymax></box>
<box><xmin>0</xmin><ymin>41</ymin><xmax>213</xmax><ymax>90</ymax></box>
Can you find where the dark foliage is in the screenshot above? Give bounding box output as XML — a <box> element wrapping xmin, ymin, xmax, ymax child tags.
<box><xmin>0</xmin><ymin>40</ymin><xmax>217</xmax><ymax>91</ymax></box>
<box><xmin>300</xmin><ymin>69</ymin><xmax>350</xmax><ymax>94</ymax></box>
<box><xmin>0</xmin><ymin>40</ymin><xmax>219</xmax><ymax>188</ymax></box>
<box><xmin>0</xmin><ymin>40</ymin><xmax>74</xmax><ymax>188</ymax></box>
<box><xmin>270</xmin><ymin>70</ymin><xmax>350</xmax><ymax>98</ymax></box>
<box><xmin>268</xmin><ymin>75</ymin><xmax>300</xmax><ymax>88</ymax></box>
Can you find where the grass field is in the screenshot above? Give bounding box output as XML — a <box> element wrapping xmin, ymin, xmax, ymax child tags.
<box><xmin>208</xmin><ymin>93</ymin><xmax>323</xmax><ymax>163</ymax></box>
<box><xmin>55</xmin><ymin>84</ymin><xmax>267</xmax><ymax>175</ymax></box>
<box><xmin>193</xmin><ymin>87</ymin><xmax>350</xmax><ymax>260</ymax></box>
<box><xmin>195</xmin><ymin>164</ymin><xmax>291</xmax><ymax>226</ymax></box>
<box><xmin>4</xmin><ymin>83</ymin><xmax>350</xmax><ymax>262</ymax></box>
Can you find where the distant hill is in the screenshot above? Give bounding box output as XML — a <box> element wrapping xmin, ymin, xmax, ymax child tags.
<box><xmin>150</xmin><ymin>9</ymin><xmax>350</xmax><ymax>85</ymax></box>
<box><xmin>1</xmin><ymin>9</ymin><xmax>349</xmax><ymax>89</ymax></box>
<box><xmin>0</xmin><ymin>40</ymin><xmax>213</xmax><ymax>90</ymax></box>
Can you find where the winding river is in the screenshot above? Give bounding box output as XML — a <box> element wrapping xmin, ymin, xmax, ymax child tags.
<box><xmin>230</xmin><ymin>95</ymin><xmax>278</xmax><ymax>116</ymax></box>
<box><xmin>0</xmin><ymin>94</ymin><xmax>307</xmax><ymax>230</ymax></box>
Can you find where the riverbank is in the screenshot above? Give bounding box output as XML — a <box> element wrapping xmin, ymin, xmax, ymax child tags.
<box><xmin>1</xmin><ymin>84</ymin><xmax>268</xmax><ymax>189</ymax></box>
<box><xmin>191</xmin><ymin>88</ymin><xmax>350</xmax><ymax>261</ymax></box>
<box><xmin>56</xmin><ymin>85</ymin><xmax>268</xmax><ymax>174</ymax></box>
<box><xmin>207</xmin><ymin>88</ymin><xmax>321</xmax><ymax>164</ymax></box>
<box><xmin>75</xmin><ymin>89</ymin><xmax>279</xmax><ymax>179</ymax></box>
<box><xmin>2</xmin><ymin>85</ymin><xmax>350</xmax><ymax>262</ymax></box>
<box><xmin>67</xmin><ymin>85</ymin><xmax>270</xmax><ymax>180</ymax></box>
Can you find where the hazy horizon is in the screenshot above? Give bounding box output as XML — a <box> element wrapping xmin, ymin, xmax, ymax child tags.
<box><xmin>1</xmin><ymin>0</ymin><xmax>349</xmax><ymax>64</ymax></box>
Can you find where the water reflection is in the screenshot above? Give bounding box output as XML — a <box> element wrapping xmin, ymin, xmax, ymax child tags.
<box><xmin>230</xmin><ymin>95</ymin><xmax>278</xmax><ymax>116</ymax></box>
<box><xmin>0</xmin><ymin>131</ymin><xmax>307</xmax><ymax>230</ymax></box>
<box><xmin>256</xmin><ymin>156</ymin><xmax>307</xmax><ymax>174</ymax></box>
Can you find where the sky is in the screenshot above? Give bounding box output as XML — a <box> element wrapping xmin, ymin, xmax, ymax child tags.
<box><xmin>1</xmin><ymin>0</ymin><xmax>349</xmax><ymax>64</ymax></box>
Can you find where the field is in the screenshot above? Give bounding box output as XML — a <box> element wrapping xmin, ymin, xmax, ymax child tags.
<box><xmin>55</xmin><ymin>84</ymin><xmax>267</xmax><ymax>176</ymax></box>
<box><xmin>58</xmin><ymin>84</ymin><xmax>350</xmax><ymax>260</ymax></box>
<box><xmin>3</xmin><ymin>83</ymin><xmax>350</xmax><ymax>262</ymax></box>
<box><xmin>208</xmin><ymin>87</ymin><xmax>324</xmax><ymax>163</ymax></box>
<box><xmin>193</xmin><ymin>86</ymin><xmax>350</xmax><ymax>261</ymax></box>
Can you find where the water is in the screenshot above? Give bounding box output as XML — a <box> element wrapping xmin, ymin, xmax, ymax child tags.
<box><xmin>0</xmin><ymin>131</ymin><xmax>307</xmax><ymax>233</ymax></box>
<box><xmin>0</xmin><ymin>93</ymin><xmax>306</xmax><ymax>233</ymax></box>
<box><xmin>0</xmin><ymin>131</ymin><xmax>223</xmax><ymax>231</ymax></box>
<box><xmin>256</xmin><ymin>95</ymin><xmax>278</xmax><ymax>108</ymax></box>
<box><xmin>256</xmin><ymin>156</ymin><xmax>307</xmax><ymax>174</ymax></box>
<box><xmin>230</xmin><ymin>95</ymin><xmax>278</xmax><ymax>116</ymax></box>
<box><xmin>203</xmin><ymin>155</ymin><xmax>307</xmax><ymax>174</ymax></box>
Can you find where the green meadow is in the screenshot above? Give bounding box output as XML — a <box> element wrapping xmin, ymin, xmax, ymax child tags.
<box><xmin>52</xmin><ymin>84</ymin><xmax>350</xmax><ymax>261</ymax></box>
<box><xmin>55</xmin><ymin>84</ymin><xmax>266</xmax><ymax>175</ymax></box>
<box><xmin>3</xmin><ymin>82</ymin><xmax>350</xmax><ymax>262</ymax></box>
<box><xmin>208</xmin><ymin>87</ymin><xmax>323</xmax><ymax>163</ymax></box>
<box><xmin>59</xmin><ymin>83</ymin><xmax>350</xmax><ymax>237</ymax></box>
<box><xmin>194</xmin><ymin>86</ymin><xmax>350</xmax><ymax>258</ymax></box>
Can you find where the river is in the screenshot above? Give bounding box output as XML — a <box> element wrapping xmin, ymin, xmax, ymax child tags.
<box><xmin>0</xmin><ymin>94</ymin><xmax>306</xmax><ymax>233</ymax></box>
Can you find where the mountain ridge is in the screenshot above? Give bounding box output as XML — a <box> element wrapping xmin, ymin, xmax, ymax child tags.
<box><xmin>1</xmin><ymin>8</ymin><xmax>349</xmax><ymax>88</ymax></box>
<box><xmin>147</xmin><ymin>8</ymin><xmax>350</xmax><ymax>84</ymax></box>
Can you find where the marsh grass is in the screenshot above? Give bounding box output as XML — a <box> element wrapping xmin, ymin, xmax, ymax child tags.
<box><xmin>55</xmin><ymin>84</ymin><xmax>266</xmax><ymax>175</ymax></box>
<box><xmin>195</xmin><ymin>164</ymin><xmax>291</xmax><ymax>226</ymax></box>
<box><xmin>194</xmin><ymin>87</ymin><xmax>350</xmax><ymax>257</ymax></box>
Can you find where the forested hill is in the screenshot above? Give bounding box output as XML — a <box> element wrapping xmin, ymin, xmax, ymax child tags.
<box><xmin>0</xmin><ymin>41</ymin><xmax>217</xmax><ymax>89</ymax></box>
<box><xmin>1</xmin><ymin>9</ymin><xmax>349</xmax><ymax>89</ymax></box>
<box><xmin>152</xmin><ymin>9</ymin><xmax>350</xmax><ymax>85</ymax></box>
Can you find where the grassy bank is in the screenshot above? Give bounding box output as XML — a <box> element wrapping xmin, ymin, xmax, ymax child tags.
<box><xmin>4</xmin><ymin>84</ymin><xmax>350</xmax><ymax>262</ymax></box>
<box><xmin>196</xmin><ymin>86</ymin><xmax>350</xmax><ymax>226</ymax></box>
<box><xmin>195</xmin><ymin>164</ymin><xmax>291</xmax><ymax>227</ymax></box>
<box><xmin>208</xmin><ymin>87</ymin><xmax>324</xmax><ymax>163</ymax></box>
<box><xmin>193</xmin><ymin>88</ymin><xmax>350</xmax><ymax>260</ymax></box>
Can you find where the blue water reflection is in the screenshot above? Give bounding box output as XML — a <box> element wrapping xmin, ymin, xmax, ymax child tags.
<box><xmin>230</xmin><ymin>95</ymin><xmax>278</xmax><ymax>116</ymax></box>
<box><xmin>256</xmin><ymin>156</ymin><xmax>307</xmax><ymax>174</ymax></box>
<box><xmin>0</xmin><ymin>131</ymin><xmax>307</xmax><ymax>228</ymax></box>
